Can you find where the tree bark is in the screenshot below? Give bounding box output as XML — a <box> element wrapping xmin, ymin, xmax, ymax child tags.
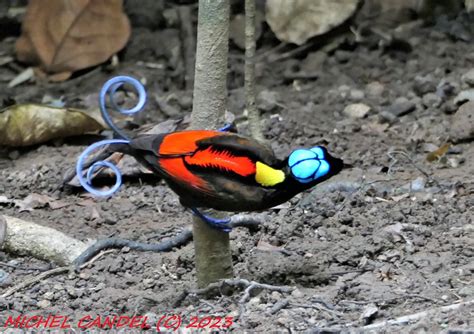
<box><xmin>245</xmin><ymin>0</ymin><xmax>264</xmax><ymax>142</ymax></box>
<box><xmin>190</xmin><ymin>0</ymin><xmax>233</xmax><ymax>288</ymax></box>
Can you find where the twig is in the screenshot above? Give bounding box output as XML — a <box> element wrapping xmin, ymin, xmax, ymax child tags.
<box><xmin>362</xmin><ymin>299</ymin><xmax>474</xmax><ymax>330</ymax></box>
<box><xmin>175</xmin><ymin>278</ymin><xmax>294</xmax><ymax>307</ymax></box>
<box><xmin>268</xmin><ymin>298</ymin><xmax>290</xmax><ymax>315</ymax></box>
<box><xmin>267</xmin><ymin>43</ymin><xmax>314</xmax><ymax>63</ymax></box>
<box><xmin>290</xmin><ymin>302</ymin><xmax>343</xmax><ymax>316</ymax></box>
<box><xmin>341</xmin><ymin>294</ymin><xmax>442</xmax><ymax>306</ymax></box>
<box><xmin>387</xmin><ymin>150</ymin><xmax>440</xmax><ymax>187</ymax></box>
<box><xmin>1</xmin><ymin>266</ymin><xmax>70</xmax><ymax>298</ymax></box>
<box><xmin>0</xmin><ymin>261</ymin><xmax>50</xmax><ymax>272</ymax></box>
<box><xmin>1</xmin><ymin>248</ymin><xmax>114</xmax><ymax>298</ymax></box>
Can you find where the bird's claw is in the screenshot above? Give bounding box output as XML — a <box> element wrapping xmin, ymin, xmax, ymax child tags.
<box><xmin>191</xmin><ymin>208</ymin><xmax>232</xmax><ymax>232</ymax></box>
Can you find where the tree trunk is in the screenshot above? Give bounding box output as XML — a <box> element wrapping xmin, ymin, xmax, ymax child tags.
<box><xmin>190</xmin><ymin>0</ymin><xmax>233</xmax><ymax>288</ymax></box>
<box><xmin>245</xmin><ymin>0</ymin><xmax>264</xmax><ymax>142</ymax></box>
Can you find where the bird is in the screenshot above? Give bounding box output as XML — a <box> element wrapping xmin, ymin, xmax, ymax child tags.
<box><xmin>76</xmin><ymin>76</ymin><xmax>344</xmax><ymax>232</ymax></box>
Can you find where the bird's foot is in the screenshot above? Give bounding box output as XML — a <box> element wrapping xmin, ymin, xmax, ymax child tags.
<box><xmin>191</xmin><ymin>208</ymin><xmax>232</xmax><ymax>233</ymax></box>
<box><xmin>219</xmin><ymin>124</ymin><xmax>233</xmax><ymax>132</ymax></box>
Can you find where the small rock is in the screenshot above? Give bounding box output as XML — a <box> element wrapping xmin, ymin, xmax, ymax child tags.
<box><xmin>79</xmin><ymin>272</ymin><xmax>91</xmax><ymax>280</ymax></box>
<box><xmin>0</xmin><ymin>270</ymin><xmax>11</xmax><ymax>287</ymax></box>
<box><xmin>334</xmin><ymin>50</ymin><xmax>352</xmax><ymax>63</ymax></box>
<box><xmin>422</xmin><ymin>92</ymin><xmax>442</xmax><ymax>108</ymax></box>
<box><xmin>450</xmin><ymin>101</ymin><xmax>474</xmax><ymax>142</ymax></box>
<box><xmin>301</xmin><ymin>51</ymin><xmax>327</xmax><ymax>71</ymax></box>
<box><xmin>143</xmin><ymin>278</ymin><xmax>155</xmax><ymax>289</ymax></box>
<box><xmin>447</xmin><ymin>157</ymin><xmax>460</xmax><ymax>168</ymax></box>
<box><xmin>37</xmin><ymin>300</ymin><xmax>51</xmax><ymax>309</ymax></box>
<box><xmin>349</xmin><ymin>89</ymin><xmax>365</xmax><ymax>101</ymax></box>
<box><xmin>366</xmin><ymin>81</ymin><xmax>385</xmax><ymax>99</ymax></box>
<box><xmin>461</xmin><ymin>69</ymin><xmax>474</xmax><ymax>87</ymax></box>
<box><xmin>379</xmin><ymin>111</ymin><xmax>398</xmax><ymax>123</ymax></box>
<box><xmin>413</xmin><ymin>74</ymin><xmax>436</xmax><ymax>96</ymax></box>
<box><xmin>8</xmin><ymin>150</ymin><xmax>19</xmax><ymax>160</ymax></box>
<box><xmin>458</xmin><ymin>285</ymin><xmax>474</xmax><ymax>297</ymax></box>
<box><xmin>291</xmin><ymin>289</ymin><xmax>304</xmax><ymax>298</ymax></box>
<box><xmin>387</xmin><ymin>100</ymin><xmax>416</xmax><ymax>117</ymax></box>
<box><xmin>108</xmin><ymin>258</ymin><xmax>124</xmax><ymax>273</ymax></box>
<box><xmin>66</xmin><ymin>286</ymin><xmax>77</xmax><ymax>298</ymax></box>
<box><xmin>411</xmin><ymin>177</ymin><xmax>426</xmax><ymax>191</ymax></box>
<box><xmin>360</xmin><ymin>303</ymin><xmax>378</xmax><ymax>323</ymax></box>
<box><xmin>257</xmin><ymin>90</ymin><xmax>280</xmax><ymax>112</ymax></box>
<box><xmin>343</xmin><ymin>103</ymin><xmax>371</xmax><ymax>119</ymax></box>
<box><xmin>454</xmin><ymin>89</ymin><xmax>474</xmax><ymax>105</ymax></box>
<box><xmin>43</xmin><ymin>291</ymin><xmax>55</xmax><ymax>300</ymax></box>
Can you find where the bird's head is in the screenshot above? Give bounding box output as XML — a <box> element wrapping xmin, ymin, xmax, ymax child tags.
<box><xmin>287</xmin><ymin>146</ymin><xmax>343</xmax><ymax>185</ymax></box>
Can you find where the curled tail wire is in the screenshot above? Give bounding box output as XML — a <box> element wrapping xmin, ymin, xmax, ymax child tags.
<box><xmin>99</xmin><ymin>76</ymin><xmax>147</xmax><ymax>141</ymax></box>
<box><xmin>76</xmin><ymin>76</ymin><xmax>147</xmax><ymax>197</ymax></box>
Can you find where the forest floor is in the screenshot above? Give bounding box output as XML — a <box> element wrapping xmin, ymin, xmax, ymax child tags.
<box><xmin>0</xmin><ymin>6</ymin><xmax>473</xmax><ymax>334</ymax></box>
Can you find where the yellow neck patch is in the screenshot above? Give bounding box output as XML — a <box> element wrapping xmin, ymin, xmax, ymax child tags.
<box><xmin>255</xmin><ymin>162</ymin><xmax>285</xmax><ymax>187</ymax></box>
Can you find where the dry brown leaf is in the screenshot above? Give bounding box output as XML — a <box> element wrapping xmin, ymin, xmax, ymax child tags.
<box><xmin>15</xmin><ymin>193</ymin><xmax>69</xmax><ymax>212</ymax></box>
<box><xmin>266</xmin><ymin>0</ymin><xmax>359</xmax><ymax>45</ymax></box>
<box><xmin>426</xmin><ymin>143</ymin><xmax>451</xmax><ymax>162</ymax></box>
<box><xmin>16</xmin><ymin>0</ymin><xmax>130</xmax><ymax>77</ymax></box>
<box><xmin>0</xmin><ymin>104</ymin><xmax>106</xmax><ymax>147</ymax></box>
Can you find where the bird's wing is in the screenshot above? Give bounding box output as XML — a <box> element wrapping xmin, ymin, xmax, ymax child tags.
<box><xmin>195</xmin><ymin>133</ymin><xmax>279</xmax><ymax>166</ymax></box>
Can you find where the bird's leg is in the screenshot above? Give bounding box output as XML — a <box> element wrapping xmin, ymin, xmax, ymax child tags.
<box><xmin>218</xmin><ymin>124</ymin><xmax>232</xmax><ymax>132</ymax></box>
<box><xmin>190</xmin><ymin>207</ymin><xmax>232</xmax><ymax>233</ymax></box>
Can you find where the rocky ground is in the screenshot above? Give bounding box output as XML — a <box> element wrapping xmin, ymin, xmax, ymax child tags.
<box><xmin>0</xmin><ymin>4</ymin><xmax>473</xmax><ymax>333</ymax></box>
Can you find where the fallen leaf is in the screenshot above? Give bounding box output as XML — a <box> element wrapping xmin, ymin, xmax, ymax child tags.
<box><xmin>266</xmin><ymin>0</ymin><xmax>359</xmax><ymax>45</ymax></box>
<box><xmin>15</xmin><ymin>193</ymin><xmax>70</xmax><ymax>212</ymax></box>
<box><xmin>426</xmin><ymin>143</ymin><xmax>451</xmax><ymax>162</ymax></box>
<box><xmin>15</xmin><ymin>193</ymin><xmax>52</xmax><ymax>212</ymax></box>
<box><xmin>0</xmin><ymin>104</ymin><xmax>105</xmax><ymax>147</ymax></box>
<box><xmin>16</xmin><ymin>0</ymin><xmax>130</xmax><ymax>78</ymax></box>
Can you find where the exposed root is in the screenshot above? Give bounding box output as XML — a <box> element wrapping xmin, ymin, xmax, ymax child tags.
<box><xmin>1</xmin><ymin>215</ymin><xmax>89</xmax><ymax>266</ymax></box>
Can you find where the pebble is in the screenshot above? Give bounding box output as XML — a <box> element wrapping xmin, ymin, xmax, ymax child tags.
<box><xmin>334</xmin><ymin>50</ymin><xmax>352</xmax><ymax>63</ymax></box>
<box><xmin>413</xmin><ymin>74</ymin><xmax>436</xmax><ymax>96</ymax></box>
<box><xmin>349</xmin><ymin>89</ymin><xmax>365</xmax><ymax>101</ymax></box>
<box><xmin>379</xmin><ymin>111</ymin><xmax>399</xmax><ymax>123</ymax></box>
<box><xmin>458</xmin><ymin>285</ymin><xmax>474</xmax><ymax>297</ymax></box>
<box><xmin>366</xmin><ymin>81</ymin><xmax>385</xmax><ymax>99</ymax></box>
<box><xmin>143</xmin><ymin>278</ymin><xmax>155</xmax><ymax>289</ymax></box>
<box><xmin>37</xmin><ymin>300</ymin><xmax>51</xmax><ymax>309</ymax></box>
<box><xmin>257</xmin><ymin>90</ymin><xmax>280</xmax><ymax>112</ymax></box>
<box><xmin>461</xmin><ymin>68</ymin><xmax>474</xmax><ymax>86</ymax></box>
<box><xmin>450</xmin><ymin>101</ymin><xmax>474</xmax><ymax>142</ymax></box>
<box><xmin>43</xmin><ymin>291</ymin><xmax>55</xmax><ymax>300</ymax></box>
<box><xmin>387</xmin><ymin>100</ymin><xmax>416</xmax><ymax>117</ymax></box>
<box><xmin>454</xmin><ymin>89</ymin><xmax>474</xmax><ymax>105</ymax></box>
<box><xmin>0</xmin><ymin>269</ymin><xmax>11</xmax><ymax>287</ymax></box>
<box><xmin>301</xmin><ymin>51</ymin><xmax>327</xmax><ymax>71</ymax></box>
<box><xmin>343</xmin><ymin>103</ymin><xmax>371</xmax><ymax>119</ymax></box>
<box><xmin>291</xmin><ymin>289</ymin><xmax>304</xmax><ymax>298</ymax></box>
<box><xmin>422</xmin><ymin>92</ymin><xmax>442</xmax><ymax>108</ymax></box>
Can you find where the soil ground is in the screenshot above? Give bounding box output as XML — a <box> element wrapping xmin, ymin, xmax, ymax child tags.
<box><xmin>0</xmin><ymin>4</ymin><xmax>473</xmax><ymax>333</ymax></box>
